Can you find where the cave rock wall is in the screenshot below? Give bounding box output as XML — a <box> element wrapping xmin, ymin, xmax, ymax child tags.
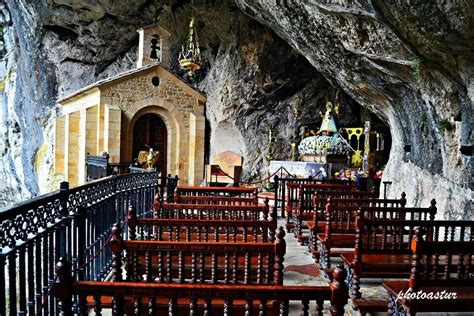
<box><xmin>1</xmin><ymin>0</ymin><xmax>471</xmax><ymax>219</ymax></box>
<box><xmin>0</xmin><ymin>0</ymin><xmax>352</xmax><ymax>205</ymax></box>
<box><xmin>236</xmin><ymin>0</ymin><xmax>472</xmax><ymax>219</ymax></box>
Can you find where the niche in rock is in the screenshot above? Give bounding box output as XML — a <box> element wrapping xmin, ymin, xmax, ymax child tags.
<box><xmin>211</xmin><ymin>121</ymin><xmax>246</xmax><ymax>158</ymax></box>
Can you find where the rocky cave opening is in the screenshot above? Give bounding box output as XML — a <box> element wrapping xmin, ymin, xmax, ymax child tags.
<box><xmin>0</xmin><ymin>0</ymin><xmax>471</xmax><ymax>219</ymax></box>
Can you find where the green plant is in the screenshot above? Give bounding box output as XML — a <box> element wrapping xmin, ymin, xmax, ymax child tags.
<box><xmin>419</xmin><ymin>112</ymin><xmax>427</xmax><ymax>124</ymax></box>
<box><xmin>392</xmin><ymin>100</ymin><xmax>402</xmax><ymax>111</ymax></box>
<box><xmin>411</xmin><ymin>57</ymin><xmax>421</xmax><ymax>82</ymax></box>
<box><xmin>437</xmin><ymin>119</ymin><xmax>453</xmax><ymax>133</ymax></box>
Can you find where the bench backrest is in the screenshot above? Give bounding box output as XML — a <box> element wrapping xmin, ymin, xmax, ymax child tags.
<box><xmin>53</xmin><ymin>259</ymin><xmax>348</xmax><ymax>316</ymax></box>
<box><xmin>174</xmin><ymin>195</ymin><xmax>258</xmax><ymax>205</ymax></box>
<box><xmin>319</xmin><ymin>195</ymin><xmax>411</xmax><ymax>236</ymax></box>
<box><xmin>128</xmin><ymin>208</ymin><xmax>276</xmax><ymax>243</ymax></box>
<box><xmin>175</xmin><ymin>186</ymin><xmax>258</xmax><ymax>199</ymax></box>
<box><xmin>275</xmin><ymin>176</ymin><xmax>346</xmax><ymax>216</ymax></box>
<box><xmin>353</xmin><ymin>204</ymin><xmax>471</xmax><ymax>258</ymax></box>
<box><xmin>361</xmin><ymin>203</ymin><xmax>436</xmax><ymax>222</ymax></box>
<box><xmin>110</xmin><ymin>224</ymin><xmax>286</xmax><ymax>285</ymax></box>
<box><xmin>297</xmin><ymin>183</ymin><xmax>358</xmax><ymax>213</ymax></box>
<box><xmin>153</xmin><ymin>202</ymin><xmax>270</xmax><ymax>221</ymax></box>
<box><xmin>285</xmin><ymin>180</ymin><xmax>330</xmax><ymax>211</ymax></box>
<box><xmin>410</xmin><ymin>226</ymin><xmax>474</xmax><ymax>289</ymax></box>
<box><xmin>314</xmin><ymin>191</ymin><xmax>403</xmax><ymax>213</ymax></box>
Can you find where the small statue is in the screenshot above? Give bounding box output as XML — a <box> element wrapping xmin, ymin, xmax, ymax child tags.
<box><xmin>146</xmin><ymin>148</ymin><xmax>159</xmax><ymax>170</ymax></box>
<box><xmin>137</xmin><ymin>148</ymin><xmax>159</xmax><ymax>170</ymax></box>
<box><xmin>318</xmin><ymin>102</ymin><xmax>339</xmax><ymax>135</ymax></box>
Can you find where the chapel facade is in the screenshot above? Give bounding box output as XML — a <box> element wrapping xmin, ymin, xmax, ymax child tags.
<box><xmin>54</xmin><ymin>24</ymin><xmax>206</xmax><ymax>187</ymax></box>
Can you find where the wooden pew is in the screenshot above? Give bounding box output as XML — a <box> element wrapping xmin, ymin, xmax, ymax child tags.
<box><xmin>127</xmin><ymin>205</ymin><xmax>277</xmax><ymax>243</ymax></box>
<box><xmin>274</xmin><ymin>176</ymin><xmax>344</xmax><ymax>218</ymax></box>
<box><xmin>307</xmin><ymin>190</ymin><xmax>385</xmax><ymax>235</ymax></box>
<box><xmin>153</xmin><ymin>201</ymin><xmax>270</xmax><ymax>222</ymax></box>
<box><xmin>278</xmin><ymin>178</ymin><xmax>315</xmax><ymax>221</ymax></box>
<box><xmin>110</xmin><ymin>224</ymin><xmax>286</xmax><ymax>285</ymax></box>
<box><xmin>151</xmin><ymin>193</ymin><xmax>262</xmax><ymax>219</ymax></box>
<box><xmin>285</xmin><ymin>182</ymin><xmax>355</xmax><ymax>232</ymax></box>
<box><xmin>174</xmin><ymin>186</ymin><xmax>259</xmax><ymax>200</ymax></box>
<box><xmin>311</xmin><ymin>189</ymin><xmax>383</xmax><ymax>214</ymax></box>
<box><xmin>341</xmin><ymin>211</ymin><xmax>473</xmax><ymax>301</ymax></box>
<box><xmin>383</xmin><ymin>227</ymin><xmax>474</xmax><ymax>315</ymax></box>
<box><xmin>54</xmin><ymin>258</ymin><xmax>349</xmax><ymax>316</ymax></box>
<box><xmin>309</xmin><ymin>193</ymin><xmax>408</xmax><ymax>265</ymax></box>
<box><xmin>295</xmin><ymin>187</ymin><xmax>372</xmax><ymax>244</ymax></box>
<box><xmin>174</xmin><ymin>195</ymin><xmax>258</xmax><ymax>206</ymax></box>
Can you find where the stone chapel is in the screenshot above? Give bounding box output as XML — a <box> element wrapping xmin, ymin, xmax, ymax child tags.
<box><xmin>54</xmin><ymin>24</ymin><xmax>207</xmax><ymax>187</ymax></box>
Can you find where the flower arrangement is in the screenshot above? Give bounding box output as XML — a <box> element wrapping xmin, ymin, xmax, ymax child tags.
<box><xmin>298</xmin><ymin>135</ymin><xmax>350</xmax><ymax>156</ymax></box>
<box><xmin>334</xmin><ymin>167</ymin><xmax>363</xmax><ymax>184</ymax></box>
<box><xmin>373</xmin><ymin>169</ymin><xmax>383</xmax><ymax>179</ymax></box>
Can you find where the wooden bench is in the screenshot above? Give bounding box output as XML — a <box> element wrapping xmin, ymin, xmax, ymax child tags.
<box><xmin>294</xmin><ymin>187</ymin><xmax>371</xmax><ymax>244</ymax></box>
<box><xmin>174</xmin><ymin>186</ymin><xmax>258</xmax><ymax>199</ymax></box>
<box><xmin>110</xmin><ymin>224</ymin><xmax>286</xmax><ymax>285</ymax></box>
<box><xmin>312</xmin><ymin>194</ymin><xmax>408</xmax><ymax>251</ymax></box>
<box><xmin>275</xmin><ymin>176</ymin><xmax>319</xmax><ymax>219</ymax></box>
<box><xmin>54</xmin><ymin>258</ymin><xmax>349</xmax><ymax>315</ymax></box>
<box><xmin>273</xmin><ymin>175</ymin><xmax>345</xmax><ymax>218</ymax></box>
<box><xmin>383</xmin><ymin>227</ymin><xmax>474</xmax><ymax>315</ymax></box>
<box><xmin>174</xmin><ymin>194</ymin><xmax>259</xmax><ymax>206</ymax></box>
<box><xmin>341</xmin><ymin>212</ymin><xmax>472</xmax><ymax>301</ymax></box>
<box><xmin>308</xmin><ymin>190</ymin><xmax>384</xmax><ymax>232</ymax></box>
<box><xmin>286</xmin><ymin>183</ymin><xmax>356</xmax><ymax>232</ymax></box>
<box><xmin>153</xmin><ymin>202</ymin><xmax>270</xmax><ymax>221</ymax></box>
<box><xmin>152</xmin><ymin>193</ymin><xmax>263</xmax><ymax>216</ymax></box>
<box><xmin>127</xmin><ymin>205</ymin><xmax>277</xmax><ymax>243</ymax></box>
<box><xmin>312</xmin><ymin>189</ymin><xmax>381</xmax><ymax>213</ymax></box>
<box><xmin>308</xmin><ymin>193</ymin><xmax>408</xmax><ymax>266</ymax></box>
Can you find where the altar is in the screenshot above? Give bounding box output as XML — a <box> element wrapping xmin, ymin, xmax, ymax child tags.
<box><xmin>266</xmin><ymin>99</ymin><xmax>387</xmax><ymax>184</ymax></box>
<box><xmin>269</xmin><ymin>160</ymin><xmax>331</xmax><ymax>179</ymax></box>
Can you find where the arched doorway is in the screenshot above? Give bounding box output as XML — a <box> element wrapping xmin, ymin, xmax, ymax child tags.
<box><xmin>132</xmin><ymin>113</ymin><xmax>167</xmax><ymax>175</ymax></box>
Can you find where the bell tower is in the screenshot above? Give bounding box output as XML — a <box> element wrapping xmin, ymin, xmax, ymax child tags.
<box><xmin>137</xmin><ymin>23</ymin><xmax>171</xmax><ymax>68</ymax></box>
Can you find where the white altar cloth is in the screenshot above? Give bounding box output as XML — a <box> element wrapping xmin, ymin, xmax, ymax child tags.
<box><xmin>269</xmin><ymin>160</ymin><xmax>332</xmax><ymax>178</ymax></box>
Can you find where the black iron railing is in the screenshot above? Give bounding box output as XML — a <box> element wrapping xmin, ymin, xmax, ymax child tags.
<box><xmin>85</xmin><ymin>155</ymin><xmax>111</xmax><ymax>181</ymax></box>
<box><xmin>0</xmin><ymin>172</ymin><xmax>178</xmax><ymax>315</ymax></box>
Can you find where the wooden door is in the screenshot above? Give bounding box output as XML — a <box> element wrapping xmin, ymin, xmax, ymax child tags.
<box><xmin>132</xmin><ymin>114</ymin><xmax>167</xmax><ymax>174</ymax></box>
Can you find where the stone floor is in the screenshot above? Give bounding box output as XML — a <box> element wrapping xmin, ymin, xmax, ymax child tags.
<box><xmin>279</xmin><ymin>219</ymin><xmax>474</xmax><ymax>316</ymax></box>
<box><xmin>279</xmin><ymin>218</ymin><xmax>356</xmax><ymax>315</ymax></box>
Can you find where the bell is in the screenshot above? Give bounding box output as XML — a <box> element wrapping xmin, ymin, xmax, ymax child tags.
<box><xmin>150</xmin><ymin>38</ymin><xmax>159</xmax><ymax>60</ymax></box>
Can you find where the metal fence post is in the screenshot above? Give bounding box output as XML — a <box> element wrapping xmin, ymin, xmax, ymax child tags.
<box><xmin>59</xmin><ymin>182</ymin><xmax>70</xmax><ymax>259</ymax></box>
<box><xmin>273</xmin><ymin>175</ymin><xmax>280</xmax><ymax>217</ymax></box>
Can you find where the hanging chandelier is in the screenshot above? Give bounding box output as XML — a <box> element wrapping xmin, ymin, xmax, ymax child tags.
<box><xmin>178</xmin><ymin>17</ymin><xmax>203</xmax><ymax>81</ymax></box>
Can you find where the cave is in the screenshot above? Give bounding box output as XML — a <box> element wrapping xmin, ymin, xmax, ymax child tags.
<box><xmin>0</xmin><ymin>0</ymin><xmax>471</xmax><ymax>216</ymax></box>
<box><xmin>0</xmin><ymin>1</ymin><xmax>473</xmax><ymax>314</ymax></box>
